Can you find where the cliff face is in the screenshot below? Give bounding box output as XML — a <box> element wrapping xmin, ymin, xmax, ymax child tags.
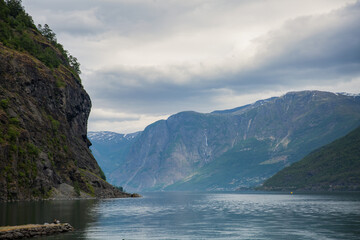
<box><xmin>0</xmin><ymin>44</ymin><xmax>129</xmax><ymax>201</ymax></box>
<box><xmin>0</xmin><ymin>1</ymin><xmax>128</xmax><ymax>201</ymax></box>
<box><xmin>107</xmin><ymin>91</ymin><xmax>360</xmax><ymax>191</ymax></box>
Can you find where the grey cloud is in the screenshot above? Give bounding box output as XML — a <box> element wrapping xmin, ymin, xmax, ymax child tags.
<box><xmin>89</xmin><ymin>115</ymin><xmax>139</xmax><ymax>122</ymax></box>
<box><xmin>262</xmin><ymin>13</ymin><xmax>359</xmax><ymax>69</ymax></box>
<box><xmin>22</xmin><ymin>0</ymin><xmax>360</xmax><ymax>132</ymax></box>
<box><xmin>84</xmin><ymin>1</ymin><xmax>360</xmax><ymax>116</ymax></box>
<box><xmin>218</xmin><ymin>2</ymin><xmax>360</xmax><ymax>92</ymax></box>
<box><xmin>86</xmin><ymin>69</ymin><xmax>212</xmax><ymax>114</ymax></box>
<box><xmin>24</xmin><ymin>0</ymin><xmax>214</xmax><ymax>36</ymax></box>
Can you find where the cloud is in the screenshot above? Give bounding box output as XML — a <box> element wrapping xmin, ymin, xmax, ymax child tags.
<box><xmin>22</xmin><ymin>0</ymin><xmax>360</xmax><ymax>133</ymax></box>
<box><xmin>90</xmin><ymin>108</ymin><xmax>140</xmax><ymax>122</ymax></box>
<box><xmin>88</xmin><ymin>109</ymin><xmax>170</xmax><ymax>133</ymax></box>
<box><xmin>86</xmin><ymin>2</ymin><xmax>360</xmax><ymax>106</ymax></box>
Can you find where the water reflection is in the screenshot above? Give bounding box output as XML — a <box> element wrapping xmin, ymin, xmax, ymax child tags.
<box><xmin>0</xmin><ymin>199</ymin><xmax>100</xmax><ymax>239</ymax></box>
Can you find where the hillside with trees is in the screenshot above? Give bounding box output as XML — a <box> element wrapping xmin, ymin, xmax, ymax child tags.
<box><xmin>260</xmin><ymin>125</ymin><xmax>360</xmax><ymax>191</ymax></box>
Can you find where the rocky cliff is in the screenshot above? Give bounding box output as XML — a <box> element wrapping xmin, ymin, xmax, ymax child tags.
<box><xmin>0</xmin><ymin>0</ymin><xmax>130</xmax><ymax>201</ymax></box>
<box><xmin>106</xmin><ymin>91</ymin><xmax>360</xmax><ymax>191</ymax></box>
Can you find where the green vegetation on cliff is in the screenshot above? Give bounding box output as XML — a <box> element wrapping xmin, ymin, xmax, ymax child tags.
<box><xmin>0</xmin><ymin>0</ymin><xmax>131</xmax><ymax>201</ymax></box>
<box><xmin>0</xmin><ymin>0</ymin><xmax>80</xmax><ymax>76</ymax></box>
<box><xmin>260</xmin><ymin>125</ymin><xmax>360</xmax><ymax>191</ymax></box>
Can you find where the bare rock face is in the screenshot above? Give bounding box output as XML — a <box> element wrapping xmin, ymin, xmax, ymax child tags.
<box><xmin>108</xmin><ymin>91</ymin><xmax>360</xmax><ymax>192</ymax></box>
<box><xmin>0</xmin><ymin>43</ymin><xmax>129</xmax><ymax>201</ymax></box>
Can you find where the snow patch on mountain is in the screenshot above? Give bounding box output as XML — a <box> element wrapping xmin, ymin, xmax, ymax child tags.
<box><xmin>88</xmin><ymin>131</ymin><xmax>141</xmax><ymax>143</ymax></box>
<box><xmin>336</xmin><ymin>92</ymin><xmax>360</xmax><ymax>97</ymax></box>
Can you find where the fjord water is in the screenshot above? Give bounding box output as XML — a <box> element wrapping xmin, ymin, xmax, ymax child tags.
<box><xmin>1</xmin><ymin>192</ymin><xmax>359</xmax><ymax>239</ymax></box>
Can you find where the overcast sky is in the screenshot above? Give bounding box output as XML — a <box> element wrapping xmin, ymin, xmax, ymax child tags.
<box><xmin>23</xmin><ymin>0</ymin><xmax>360</xmax><ymax>133</ymax></box>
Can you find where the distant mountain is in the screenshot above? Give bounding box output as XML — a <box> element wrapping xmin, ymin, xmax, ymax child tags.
<box><xmin>89</xmin><ymin>131</ymin><xmax>140</xmax><ymax>144</ymax></box>
<box><xmin>100</xmin><ymin>91</ymin><xmax>360</xmax><ymax>192</ymax></box>
<box><xmin>89</xmin><ymin>131</ymin><xmax>141</xmax><ymax>180</ymax></box>
<box><xmin>259</xmin><ymin>126</ymin><xmax>360</xmax><ymax>191</ymax></box>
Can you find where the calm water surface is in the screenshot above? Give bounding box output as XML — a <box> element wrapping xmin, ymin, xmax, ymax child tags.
<box><xmin>1</xmin><ymin>192</ymin><xmax>360</xmax><ymax>239</ymax></box>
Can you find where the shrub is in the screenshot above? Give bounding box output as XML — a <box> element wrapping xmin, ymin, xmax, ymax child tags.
<box><xmin>9</xmin><ymin>117</ymin><xmax>20</xmax><ymax>125</ymax></box>
<box><xmin>7</xmin><ymin>125</ymin><xmax>19</xmax><ymax>142</ymax></box>
<box><xmin>27</xmin><ymin>142</ymin><xmax>40</xmax><ymax>156</ymax></box>
<box><xmin>56</xmin><ymin>79</ymin><xmax>66</xmax><ymax>88</ymax></box>
<box><xmin>73</xmin><ymin>181</ymin><xmax>81</xmax><ymax>196</ymax></box>
<box><xmin>48</xmin><ymin>115</ymin><xmax>60</xmax><ymax>131</ymax></box>
<box><xmin>99</xmin><ymin>168</ymin><xmax>106</xmax><ymax>181</ymax></box>
<box><xmin>0</xmin><ymin>99</ymin><xmax>9</xmax><ymax>109</ymax></box>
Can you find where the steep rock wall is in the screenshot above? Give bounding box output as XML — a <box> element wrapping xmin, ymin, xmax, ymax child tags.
<box><xmin>0</xmin><ymin>43</ymin><xmax>128</xmax><ymax>201</ymax></box>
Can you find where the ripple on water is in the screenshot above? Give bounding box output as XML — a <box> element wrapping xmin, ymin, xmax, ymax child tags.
<box><xmin>1</xmin><ymin>192</ymin><xmax>357</xmax><ymax>240</ymax></box>
<box><xmin>79</xmin><ymin>192</ymin><xmax>360</xmax><ymax>239</ymax></box>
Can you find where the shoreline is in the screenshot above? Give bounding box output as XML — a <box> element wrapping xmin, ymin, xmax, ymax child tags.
<box><xmin>0</xmin><ymin>193</ymin><xmax>142</xmax><ymax>203</ymax></box>
<box><xmin>0</xmin><ymin>223</ymin><xmax>73</xmax><ymax>239</ymax></box>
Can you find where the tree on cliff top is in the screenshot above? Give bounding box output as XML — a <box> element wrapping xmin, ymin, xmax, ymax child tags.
<box><xmin>0</xmin><ymin>0</ymin><xmax>81</xmax><ymax>76</ymax></box>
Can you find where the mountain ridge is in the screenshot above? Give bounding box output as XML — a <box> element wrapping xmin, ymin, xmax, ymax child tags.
<box><xmin>89</xmin><ymin>90</ymin><xmax>360</xmax><ymax>192</ymax></box>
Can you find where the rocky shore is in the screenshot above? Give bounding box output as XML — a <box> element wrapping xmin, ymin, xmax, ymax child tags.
<box><xmin>0</xmin><ymin>223</ymin><xmax>73</xmax><ymax>239</ymax></box>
